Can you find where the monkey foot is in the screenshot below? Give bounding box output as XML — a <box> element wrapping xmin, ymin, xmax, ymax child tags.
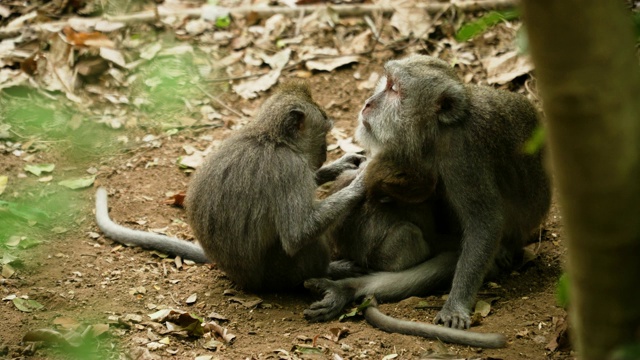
<box><xmin>434</xmin><ymin>304</ymin><xmax>471</xmax><ymax>329</ymax></box>
<box><xmin>303</xmin><ymin>278</ymin><xmax>355</xmax><ymax>322</ymax></box>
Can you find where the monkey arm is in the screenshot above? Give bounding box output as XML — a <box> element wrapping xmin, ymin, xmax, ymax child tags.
<box><xmin>435</xmin><ymin>172</ymin><xmax>504</xmax><ymax>329</ymax></box>
<box><xmin>315</xmin><ymin>153</ymin><xmax>366</xmax><ymax>185</ymax></box>
<box><xmin>278</xmin><ymin>169</ymin><xmax>367</xmax><ymax>256</ymax></box>
<box><xmin>95</xmin><ymin>187</ymin><xmax>210</xmax><ymax>263</ymax></box>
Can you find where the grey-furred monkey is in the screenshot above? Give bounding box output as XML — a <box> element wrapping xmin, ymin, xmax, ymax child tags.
<box><xmin>95</xmin><ymin>81</ymin><xmax>368</xmax><ymax>291</ymax></box>
<box><xmin>304</xmin><ymin>55</ymin><xmax>551</xmax><ymax>340</ymax></box>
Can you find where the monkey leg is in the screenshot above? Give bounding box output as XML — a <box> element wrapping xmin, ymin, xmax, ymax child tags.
<box><xmin>368</xmin><ymin>222</ymin><xmax>431</xmax><ymax>272</ymax></box>
<box><xmin>326</xmin><ymin>260</ymin><xmax>369</xmax><ymax>279</ymax></box>
<box><xmin>304</xmin><ymin>252</ymin><xmax>458</xmax><ymax>322</ymax></box>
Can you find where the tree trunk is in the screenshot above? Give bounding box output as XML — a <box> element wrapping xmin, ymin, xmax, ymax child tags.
<box><xmin>520</xmin><ymin>1</ymin><xmax>640</xmax><ymax>359</ymax></box>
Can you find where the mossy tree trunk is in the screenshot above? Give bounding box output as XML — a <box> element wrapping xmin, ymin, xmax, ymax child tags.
<box><xmin>521</xmin><ymin>1</ymin><xmax>640</xmax><ymax>358</ymax></box>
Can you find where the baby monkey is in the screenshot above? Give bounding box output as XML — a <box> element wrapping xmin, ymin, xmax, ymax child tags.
<box><xmin>96</xmin><ymin>81</ymin><xmax>367</xmax><ymax>291</ymax></box>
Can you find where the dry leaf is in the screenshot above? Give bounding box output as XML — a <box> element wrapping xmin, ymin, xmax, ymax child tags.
<box><xmin>390</xmin><ymin>2</ymin><xmax>432</xmax><ymax>38</ymax></box>
<box><xmin>100</xmin><ymin>47</ymin><xmax>126</xmax><ymax>67</ymax></box>
<box><xmin>164</xmin><ymin>192</ymin><xmax>186</xmax><ymax>207</ymax></box>
<box><xmin>482</xmin><ymin>51</ymin><xmax>534</xmax><ymax>85</ymax></box>
<box><xmin>305</xmin><ymin>55</ymin><xmax>362</xmax><ymax>72</ymax></box>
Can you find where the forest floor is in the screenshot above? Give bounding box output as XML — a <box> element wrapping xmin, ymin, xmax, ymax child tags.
<box><xmin>0</xmin><ymin>0</ymin><xmax>573</xmax><ymax>359</ymax></box>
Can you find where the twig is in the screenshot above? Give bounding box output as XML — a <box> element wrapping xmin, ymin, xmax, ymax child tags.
<box><xmin>0</xmin><ymin>1</ymin><xmax>518</xmax><ymax>38</ymax></box>
<box><xmin>195</xmin><ymin>84</ymin><xmax>245</xmax><ymax>118</ymax></box>
<box><xmin>204</xmin><ymin>71</ymin><xmax>270</xmax><ymax>83</ymax></box>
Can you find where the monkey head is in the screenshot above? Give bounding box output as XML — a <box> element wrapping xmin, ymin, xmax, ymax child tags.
<box><xmin>252</xmin><ymin>81</ymin><xmax>333</xmax><ymax>170</ymax></box>
<box><xmin>355</xmin><ymin>55</ymin><xmax>470</xmax><ymax>158</ymax></box>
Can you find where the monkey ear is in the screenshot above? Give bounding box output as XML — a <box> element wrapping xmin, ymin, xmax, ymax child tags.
<box><xmin>436</xmin><ymin>83</ymin><xmax>469</xmax><ymax>125</ymax></box>
<box><xmin>286</xmin><ymin>108</ymin><xmax>306</xmax><ymax>133</ymax></box>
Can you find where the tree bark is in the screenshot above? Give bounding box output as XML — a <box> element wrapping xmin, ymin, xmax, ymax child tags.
<box><xmin>521</xmin><ymin>1</ymin><xmax>640</xmax><ymax>359</ymax></box>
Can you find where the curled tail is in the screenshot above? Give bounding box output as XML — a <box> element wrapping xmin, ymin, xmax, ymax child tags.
<box><xmin>95</xmin><ymin>187</ymin><xmax>209</xmax><ymax>263</ymax></box>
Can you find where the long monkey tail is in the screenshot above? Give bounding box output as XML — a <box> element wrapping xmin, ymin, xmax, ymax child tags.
<box><xmin>95</xmin><ymin>187</ymin><xmax>209</xmax><ymax>263</ymax></box>
<box><xmin>363</xmin><ymin>296</ymin><xmax>507</xmax><ymax>349</ymax></box>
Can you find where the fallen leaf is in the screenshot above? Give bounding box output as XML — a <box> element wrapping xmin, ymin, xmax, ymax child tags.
<box><xmin>293</xmin><ymin>344</ymin><xmax>324</xmax><ymax>355</ymax></box>
<box><xmin>13</xmin><ymin>298</ymin><xmax>44</xmax><ymax>312</ymax></box>
<box><xmin>474</xmin><ymin>299</ymin><xmax>492</xmax><ymax>317</ymax></box>
<box><xmin>305</xmin><ymin>55</ymin><xmax>362</xmax><ymax>72</ymax></box>
<box><xmin>63</xmin><ymin>26</ymin><xmax>115</xmax><ymax>48</ymax></box>
<box><xmin>339</xmin><ymin>297</ymin><xmax>372</xmax><ymax>321</ymax></box>
<box><xmin>24</xmin><ymin>163</ymin><xmax>55</xmax><ymax>176</ymax></box>
<box><xmin>323</xmin><ymin>327</ymin><xmax>349</xmax><ymax>343</ymax></box>
<box><xmin>207</xmin><ymin>312</ymin><xmax>228</xmax><ymax>322</ymax></box>
<box><xmin>58</xmin><ymin>175</ymin><xmax>95</xmax><ymax>189</ymax></box>
<box><xmin>100</xmin><ymin>47</ymin><xmax>126</xmax><ymax>67</ymax></box>
<box><xmin>390</xmin><ymin>1</ymin><xmax>432</xmax><ymax>38</ymax></box>
<box><xmin>186</xmin><ymin>293</ymin><xmax>197</xmax><ymax>304</ymax></box>
<box><xmin>482</xmin><ymin>51</ymin><xmax>534</xmax><ymax>85</ymax></box>
<box><xmin>203</xmin><ymin>321</ymin><xmax>236</xmax><ymax>343</ymax></box>
<box><xmin>546</xmin><ymin>315</ymin><xmax>570</xmax><ymax>352</ymax></box>
<box><xmin>229</xmin><ymin>296</ymin><xmax>263</xmax><ymax>308</ymax></box>
<box><xmin>53</xmin><ymin>317</ymin><xmax>81</xmax><ymax>330</ymax></box>
<box><xmin>164</xmin><ymin>192</ymin><xmax>186</xmax><ymax>207</ymax></box>
<box><xmin>2</xmin><ymin>263</ymin><xmax>15</xmax><ymax>278</ymax></box>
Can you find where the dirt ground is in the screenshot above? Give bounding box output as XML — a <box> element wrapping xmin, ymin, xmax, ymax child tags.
<box><xmin>0</xmin><ymin>2</ymin><xmax>575</xmax><ymax>359</ymax></box>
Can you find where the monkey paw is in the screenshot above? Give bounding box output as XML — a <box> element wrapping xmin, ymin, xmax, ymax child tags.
<box><xmin>303</xmin><ymin>278</ymin><xmax>355</xmax><ymax>322</ymax></box>
<box><xmin>434</xmin><ymin>304</ymin><xmax>471</xmax><ymax>329</ymax></box>
<box><xmin>337</xmin><ymin>153</ymin><xmax>367</xmax><ymax>170</ymax></box>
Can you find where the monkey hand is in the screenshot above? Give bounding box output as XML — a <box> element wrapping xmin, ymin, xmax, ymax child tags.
<box><xmin>434</xmin><ymin>302</ymin><xmax>471</xmax><ymax>329</ymax></box>
<box><xmin>303</xmin><ymin>278</ymin><xmax>356</xmax><ymax>322</ymax></box>
<box><xmin>316</xmin><ymin>153</ymin><xmax>367</xmax><ymax>185</ymax></box>
<box><xmin>333</xmin><ymin>153</ymin><xmax>367</xmax><ymax>172</ymax></box>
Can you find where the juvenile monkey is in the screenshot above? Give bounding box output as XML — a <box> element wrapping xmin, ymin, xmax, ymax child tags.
<box><xmin>95</xmin><ymin>81</ymin><xmax>368</xmax><ymax>291</ymax></box>
<box><xmin>304</xmin><ymin>55</ymin><xmax>551</xmax><ymax>334</ymax></box>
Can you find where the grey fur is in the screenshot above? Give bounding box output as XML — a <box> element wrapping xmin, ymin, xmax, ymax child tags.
<box><xmin>304</xmin><ymin>55</ymin><xmax>551</xmax><ymax>334</ymax></box>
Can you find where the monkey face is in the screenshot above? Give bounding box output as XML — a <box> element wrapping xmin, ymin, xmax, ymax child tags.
<box><xmin>356</xmin><ymin>55</ymin><xmax>470</xmax><ymax>159</ymax></box>
<box><xmin>355</xmin><ymin>74</ymin><xmax>402</xmax><ymax>156</ymax></box>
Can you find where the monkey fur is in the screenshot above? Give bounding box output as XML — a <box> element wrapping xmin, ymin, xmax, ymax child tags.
<box><xmin>95</xmin><ymin>81</ymin><xmax>368</xmax><ymax>292</ymax></box>
<box><xmin>304</xmin><ymin>55</ymin><xmax>551</xmax><ymax>345</ymax></box>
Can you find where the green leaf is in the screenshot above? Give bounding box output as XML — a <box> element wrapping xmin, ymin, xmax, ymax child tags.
<box><xmin>523</xmin><ymin>125</ymin><xmax>546</xmax><ymax>154</ymax></box>
<box><xmin>556</xmin><ymin>273</ymin><xmax>570</xmax><ymax>309</ymax></box>
<box><xmin>58</xmin><ymin>175</ymin><xmax>96</xmax><ymax>190</ymax></box>
<box><xmin>24</xmin><ymin>163</ymin><xmax>55</xmax><ymax>176</ymax></box>
<box><xmin>456</xmin><ymin>10</ymin><xmax>520</xmax><ymax>42</ymax></box>
<box><xmin>294</xmin><ymin>345</ymin><xmax>324</xmax><ymax>354</ymax></box>
<box><xmin>215</xmin><ymin>14</ymin><xmax>231</xmax><ymax>28</ymax></box>
<box><xmin>13</xmin><ymin>298</ymin><xmax>44</xmax><ymax>312</ymax></box>
<box><xmin>338</xmin><ymin>297</ymin><xmax>373</xmax><ymax>321</ymax></box>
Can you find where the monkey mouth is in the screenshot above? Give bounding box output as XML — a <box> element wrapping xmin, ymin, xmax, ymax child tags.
<box><xmin>362</xmin><ymin>119</ymin><xmax>372</xmax><ymax>131</ymax></box>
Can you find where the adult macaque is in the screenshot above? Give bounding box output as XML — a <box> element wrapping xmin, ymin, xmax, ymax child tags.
<box><xmin>304</xmin><ymin>55</ymin><xmax>551</xmax><ymax>336</ymax></box>
<box><xmin>96</xmin><ymin>81</ymin><xmax>367</xmax><ymax>291</ymax></box>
